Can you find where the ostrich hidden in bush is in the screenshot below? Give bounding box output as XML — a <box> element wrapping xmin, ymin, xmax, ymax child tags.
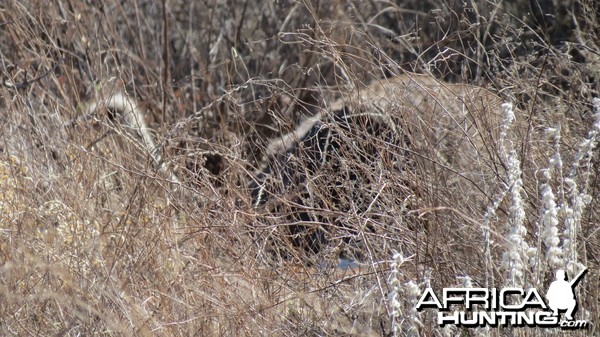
<box><xmin>249</xmin><ymin>73</ymin><xmax>510</xmax><ymax>263</ymax></box>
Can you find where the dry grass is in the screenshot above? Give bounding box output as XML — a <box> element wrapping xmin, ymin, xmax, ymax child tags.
<box><xmin>0</xmin><ymin>0</ymin><xmax>598</xmax><ymax>336</ymax></box>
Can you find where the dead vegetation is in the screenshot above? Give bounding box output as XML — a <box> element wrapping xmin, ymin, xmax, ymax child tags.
<box><xmin>0</xmin><ymin>1</ymin><xmax>599</xmax><ymax>336</ymax></box>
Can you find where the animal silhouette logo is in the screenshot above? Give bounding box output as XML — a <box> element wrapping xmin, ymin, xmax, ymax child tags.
<box><xmin>545</xmin><ymin>268</ymin><xmax>588</xmax><ymax>320</ymax></box>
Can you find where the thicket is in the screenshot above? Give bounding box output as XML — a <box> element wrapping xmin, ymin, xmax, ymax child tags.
<box><xmin>0</xmin><ymin>1</ymin><xmax>598</xmax><ymax>336</ymax></box>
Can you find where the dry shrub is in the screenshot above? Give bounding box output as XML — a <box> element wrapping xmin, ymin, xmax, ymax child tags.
<box><xmin>0</xmin><ymin>0</ymin><xmax>598</xmax><ymax>336</ymax></box>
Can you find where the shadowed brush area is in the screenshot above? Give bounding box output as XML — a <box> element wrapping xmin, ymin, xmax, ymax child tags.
<box><xmin>0</xmin><ymin>0</ymin><xmax>599</xmax><ymax>336</ymax></box>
